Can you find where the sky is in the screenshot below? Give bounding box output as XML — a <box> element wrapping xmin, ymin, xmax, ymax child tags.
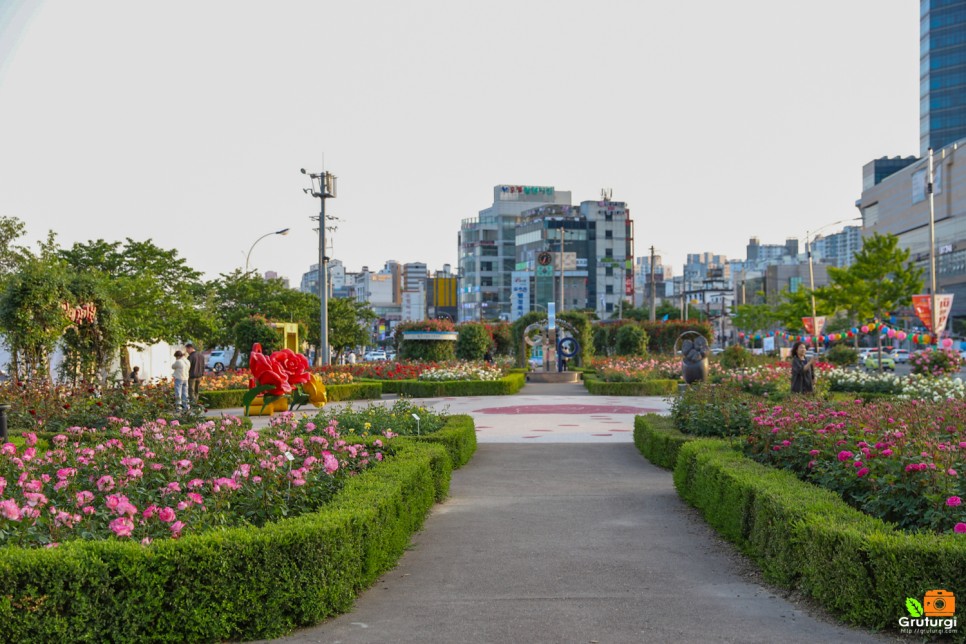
<box><xmin>0</xmin><ymin>1</ymin><xmax>920</xmax><ymax>286</ymax></box>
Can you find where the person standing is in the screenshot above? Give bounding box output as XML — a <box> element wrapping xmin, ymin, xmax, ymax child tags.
<box><xmin>347</xmin><ymin>350</ymin><xmax>357</xmax><ymax>365</ymax></box>
<box><xmin>172</xmin><ymin>350</ymin><xmax>189</xmax><ymax>410</ymax></box>
<box><xmin>790</xmin><ymin>341</ymin><xmax>815</xmax><ymax>394</ymax></box>
<box><xmin>185</xmin><ymin>342</ymin><xmax>205</xmax><ymax>404</ymax></box>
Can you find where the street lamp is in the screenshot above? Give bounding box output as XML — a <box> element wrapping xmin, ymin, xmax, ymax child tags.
<box><xmin>805</xmin><ymin>217</ymin><xmax>861</xmax><ymax>346</ymax></box>
<box><xmin>245</xmin><ymin>228</ymin><xmax>290</xmax><ymax>273</ymax></box>
<box><xmin>302</xmin><ymin>167</ymin><xmax>337</xmax><ymax>366</ymax></box>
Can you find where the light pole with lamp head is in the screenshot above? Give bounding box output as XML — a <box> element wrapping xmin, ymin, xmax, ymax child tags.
<box><xmin>245</xmin><ymin>228</ymin><xmax>290</xmax><ymax>273</ymax></box>
<box><xmin>805</xmin><ymin>217</ymin><xmax>862</xmax><ymax>348</ymax></box>
<box><xmin>302</xmin><ymin>167</ymin><xmax>337</xmax><ymax>366</ymax></box>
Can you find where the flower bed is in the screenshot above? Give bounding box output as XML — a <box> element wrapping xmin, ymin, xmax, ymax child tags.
<box><xmin>589</xmin><ymin>356</ymin><xmax>684</xmax><ymax>381</ymax></box>
<box><xmin>0</xmin><ymin>381</ymin><xmax>206</xmax><ymax>432</ymax></box>
<box><xmin>417</xmin><ymin>362</ymin><xmax>504</xmax><ymax>381</ymax></box>
<box><xmin>744</xmin><ymin>397</ymin><xmax>965</xmax><ymax>535</ymax></box>
<box><xmin>0</xmin><ymin>410</ymin><xmax>477</xmax><ymax>640</ymax></box>
<box><xmin>0</xmin><ymin>415</ymin><xmax>388</xmax><ymax>548</ymax></box>
<box><xmin>824</xmin><ymin>367</ymin><xmax>966</xmax><ymax>401</ymax></box>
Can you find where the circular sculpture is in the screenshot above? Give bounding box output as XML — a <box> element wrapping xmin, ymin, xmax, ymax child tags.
<box><xmin>537</xmin><ymin>251</ymin><xmax>553</xmax><ymax>266</ymax></box>
<box><xmin>558</xmin><ymin>336</ymin><xmax>579</xmax><ymax>358</ymax></box>
<box><xmin>676</xmin><ymin>331</ymin><xmax>709</xmax><ymax>384</ymax></box>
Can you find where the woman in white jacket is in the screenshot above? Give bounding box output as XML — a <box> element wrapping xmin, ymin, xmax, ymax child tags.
<box><xmin>172</xmin><ymin>350</ymin><xmax>190</xmax><ymax>410</ymax></box>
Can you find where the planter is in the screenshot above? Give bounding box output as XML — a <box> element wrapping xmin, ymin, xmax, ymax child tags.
<box><xmin>245</xmin><ymin>395</ymin><xmax>290</xmax><ymax>416</ymax></box>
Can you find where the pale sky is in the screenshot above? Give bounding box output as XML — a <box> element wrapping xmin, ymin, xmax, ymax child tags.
<box><xmin>0</xmin><ymin>1</ymin><xmax>919</xmax><ymax>285</ymax></box>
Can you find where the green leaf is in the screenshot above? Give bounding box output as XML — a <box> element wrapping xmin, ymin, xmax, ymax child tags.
<box><xmin>242</xmin><ymin>384</ymin><xmax>277</xmax><ymax>411</ymax></box>
<box><xmin>906</xmin><ymin>597</ymin><xmax>924</xmax><ymax>617</ymax></box>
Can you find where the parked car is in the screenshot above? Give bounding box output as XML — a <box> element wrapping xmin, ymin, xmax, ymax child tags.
<box><xmin>206</xmin><ymin>350</ymin><xmax>231</xmax><ymax>372</ymax></box>
<box><xmin>890</xmin><ymin>349</ymin><xmax>910</xmax><ymax>363</ymax></box>
<box><xmin>864</xmin><ymin>354</ymin><xmax>896</xmax><ymax>371</ymax></box>
<box><xmin>363</xmin><ymin>350</ymin><xmax>387</xmax><ymax>362</ymax></box>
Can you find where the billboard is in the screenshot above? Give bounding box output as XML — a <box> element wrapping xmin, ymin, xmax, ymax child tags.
<box><xmin>511</xmin><ymin>271</ymin><xmax>531</xmax><ymax>321</ymax></box>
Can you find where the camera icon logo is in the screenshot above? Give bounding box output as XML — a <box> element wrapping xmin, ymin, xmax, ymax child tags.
<box><xmin>924</xmin><ymin>589</ymin><xmax>956</xmax><ymax>617</ymax></box>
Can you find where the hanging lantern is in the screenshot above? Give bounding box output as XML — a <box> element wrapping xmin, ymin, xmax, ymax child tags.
<box><xmin>943</xmin><ymin>337</ymin><xmax>953</xmax><ymax>349</ymax></box>
<box><xmin>861</xmin><ymin>325</ymin><xmax>869</xmax><ymax>334</ymax></box>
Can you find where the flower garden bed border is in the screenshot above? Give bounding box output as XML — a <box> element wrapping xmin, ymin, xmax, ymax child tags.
<box><xmin>366</xmin><ymin>373</ymin><xmax>525</xmax><ymax>397</ymax></box>
<box><xmin>0</xmin><ymin>416</ymin><xmax>476</xmax><ymax>642</ymax></box>
<box><xmin>201</xmin><ymin>382</ymin><xmax>382</xmax><ymax>409</ymax></box>
<box><xmin>634</xmin><ymin>416</ymin><xmax>966</xmax><ymax>634</ymax></box>
<box><xmin>583</xmin><ymin>377</ymin><xmax>679</xmax><ymax>396</ymax></box>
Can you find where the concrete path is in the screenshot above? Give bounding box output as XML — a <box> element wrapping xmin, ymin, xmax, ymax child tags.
<box><xmin>254</xmin><ymin>384</ymin><xmax>890</xmax><ymax>643</ymax></box>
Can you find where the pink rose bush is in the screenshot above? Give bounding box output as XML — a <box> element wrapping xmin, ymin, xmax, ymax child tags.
<box><xmin>0</xmin><ymin>413</ymin><xmax>390</xmax><ymax>548</ymax></box>
<box><xmin>744</xmin><ymin>397</ymin><xmax>965</xmax><ymax>534</ymax></box>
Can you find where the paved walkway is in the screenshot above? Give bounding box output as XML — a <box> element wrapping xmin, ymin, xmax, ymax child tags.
<box><xmin>247</xmin><ymin>383</ymin><xmax>889</xmax><ymax>643</ymax></box>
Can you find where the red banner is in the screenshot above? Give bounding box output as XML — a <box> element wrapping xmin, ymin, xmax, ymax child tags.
<box><xmin>801</xmin><ymin>316</ymin><xmax>826</xmax><ymax>336</ymax></box>
<box><xmin>912</xmin><ymin>294</ymin><xmax>954</xmax><ymax>332</ymax></box>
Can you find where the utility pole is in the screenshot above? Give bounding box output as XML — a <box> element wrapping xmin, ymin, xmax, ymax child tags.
<box><xmin>928</xmin><ymin>148</ymin><xmax>939</xmax><ymax>343</ymax></box>
<box><xmin>302</xmin><ymin>168</ymin><xmax>337</xmax><ymax>366</ymax></box>
<box><xmin>558</xmin><ymin>222</ymin><xmax>565</xmax><ymax>314</ymax></box>
<box><xmin>649</xmin><ymin>245</ymin><xmax>656</xmax><ymax>322</ymax></box>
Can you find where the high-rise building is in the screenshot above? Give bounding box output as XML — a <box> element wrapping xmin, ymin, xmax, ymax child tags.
<box><xmin>459</xmin><ymin>185</ymin><xmax>571</xmax><ymax>321</ymax></box>
<box><xmin>920</xmin><ymin>0</ymin><xmax>966</xmax><ymax>155</ymax></box>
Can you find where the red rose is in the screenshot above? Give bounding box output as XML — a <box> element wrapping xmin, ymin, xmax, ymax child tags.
<box><xmin>249</xmin><ymin>351</ymin><xmax>292</xmax><ymax>396</ymax></box>
<box><xmin>270</xmin><ymin>349</ymin><xmax>311</xmax><ymax>385</ymax></box>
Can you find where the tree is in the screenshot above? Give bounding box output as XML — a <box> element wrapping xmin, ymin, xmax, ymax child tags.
<box><xmin>730</xmin><ymin>303</ymin><xmax>775</xmax><ymax>336</ymax></box>
<box><xmin>59</xmin><ymin>239</ymin><xmax>205</xmax><ymax>374</ymax></box>
<box><xmin>0</xmin><ymin>254</ymin><xmax>72</xmax><ymax>379</ymax></box>
<box><xmin>233</xmin><ymin>315</ymin><xmax>283</xmax><ymax>356</ymax></box>
<box><xmin>327</xmin><ymin>297</ymin><xmax>376</xmax><ymax>361</ymax></box>
<box><xmin>843</xmin><ymin>233</ymin><xmax>923</xmax><ymax>367</ymax></box>
<box><xmin>615</xmin><ymin>324</ymin><xmax>648</xmax><ymax>356</ymax></box>
<box><xmin>211</xmin><ymin>270</ymin><xmax>322</xmax><ymax>365</ymax></box>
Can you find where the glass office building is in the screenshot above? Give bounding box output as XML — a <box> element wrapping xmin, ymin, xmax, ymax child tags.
<box><xmin>921</xmin><ymin>0</ymin><xmax>966</xmax><ymax>155</ymax></box>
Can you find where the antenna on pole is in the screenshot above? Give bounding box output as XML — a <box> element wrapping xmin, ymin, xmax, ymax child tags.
<box><xmin>601</xmin><ymin>188</ymin><xmax>612</xmax><ymax>201</ymax></box>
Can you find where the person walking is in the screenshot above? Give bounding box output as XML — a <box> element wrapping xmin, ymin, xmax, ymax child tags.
<box><xmin>172</xmin><ymin>350</ymin><xmax>190</xmax><ymax>410</ymax></box>
<box><xmin>185</xmin><ymin>342</ymin><xmax>205</xmax><ymax>404</ymax></box>
<box><xmin>790</xmin><ymin>341</ymin><xmax>815</xmax><ymax>394</ymax></box>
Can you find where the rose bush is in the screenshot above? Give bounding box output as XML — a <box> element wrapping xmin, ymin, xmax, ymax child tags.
<box><xmin>910</xmin><ymin>347</ymin><xmax>964</xmax><ymax>377</ymax></box>
<box><xmin>0</xmin><ymin>413</ymin><xmax>393</xmax><ymax>548</ymax></box>
<box><xmin>743</xmin><ymin>397</ymin><xmax>965</xmax><ymax>534</ymax></box>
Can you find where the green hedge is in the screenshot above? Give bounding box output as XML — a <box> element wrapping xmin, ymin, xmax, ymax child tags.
<box><xmin>583</xmin><ymin>378</ymin><xmax>678</xmax><ymax>396</ymax></box>
<box><xmin>201</xmin><ymin>383</ymin><xmax>383</xmax><ymax>409</ymax></box>
<box><xmin>199</xmin><ymin>389</ymin><xmax>247</xmax><ymax>409</ymax></box>
<box><xmin>0</xmin><ymin>439</ymin><xmax>452</xmax><ymax>642</ymax></box>
<box><xmin>633</xmin><ymin>414</ymin><xmax>696</xmax><ymax>469</ymax></box>
<box><xmin>401</xmin><ymin>414</ymin><xmax>477</xmax><ymax>481</ymax></box>
<box><xmin>671</xmin><ymin>439</ymin><xmax>966</xmax><ymax>633</ymax></box>
<box><xmin>371</xmin><ymin>374</ymin><xmax>525</xmax><ymax>398</ymax></box>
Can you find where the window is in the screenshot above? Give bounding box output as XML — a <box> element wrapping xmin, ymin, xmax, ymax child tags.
<box><xmin>605</xmin><ymin>230</ymin><xmax>613</xmax><ymax>239</ymax></box>
<box><xmin>605</xmin><ymin>266</ymin><xmax>613</xmax><ymax>277</ymax></box>
<box><xmin>605</xmin><ymin>248</ymin><xmax>613</xmax><ymax>258</ymax></box>
<box><xmin>605</xmin><ymin>285</ymin><xmax>614</xmax><ymax>294</ymax></box>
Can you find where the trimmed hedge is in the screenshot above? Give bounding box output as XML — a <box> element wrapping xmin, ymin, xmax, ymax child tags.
<box><xmin>0</xmin><ymin>438</ymin><xmax>455</xmax><ymax>642</ymax></box>
<box><xmin>633</xmin><ymin>414</ymin><xmax>695</xmax><ymax>469</ymax></box>
<box><xmin>199</xmin><ymin>389</ymin><xmax>247</xmax><ymax>409</ymax></box>
<box><xmin>402</xmin><ymin>414</ymin><xmax>477</xmax><ymax>480</ymax></box>
<box><xmin>584</xmin><ymin>378</ymin><xmax>678</xmax><ymax>396</ymax></box>
<box><xmin>369</xmin><ymin>373</ymin><xmax>525</xmax><ymax>398</ymax></box>
<box><xmin>201</xmin><ymin>383</ymin><xmax>383</xmax><ymax>409</ymax></box>
<box><xmin>670</xmin><ymin>439</ymin><xmax>966</xmax><ymax>633</ymax></box>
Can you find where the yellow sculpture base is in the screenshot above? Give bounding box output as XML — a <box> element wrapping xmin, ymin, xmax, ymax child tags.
<box><xmin>245</xmin><ymin>395</ymin><xmax>290</xmax><ymax>416</ymax></box>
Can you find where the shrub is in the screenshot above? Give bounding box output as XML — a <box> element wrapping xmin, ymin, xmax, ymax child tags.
<box><xmin>823</xmin><ymin>343</ymin><xmax>859</xmax><ymax>366</ymax></box>
<box><xmin>639</xmin><ymin>320</ymin><xmax>713</xmax><ymax>354</ymax></box>
<box><xmin>910</xmin><ymin>347</ymin><xmax>963</xmax><ymax>377</ymax></box>
<box><xmin>395</xmin><ymin>320</ymin><xmax>457</xmax><ymax>362</ymax></box>
<box><xmin>615</xmin><ymin>324</ymin><xmax>649</xmax><ymax>356</ymax></box>
<box><xmin>455</xmin><ymin>323</ymin><xmax>492</xmax><ymax>361</ymax></box>
<box><xmin>633</xmin><ymin>414</ymin><xmax>697</xmax><ymax>469</ymax></box>
<box><xmin>718</xmin><ymin>345</ymin><xmax>751</xmax><ymax>370</ymax></box>
<box><xmin>487</xmin><ymin>322</ymin><xmax>513</xmax><ymax>356</ymax></box>
<box><xmin>669</xmin><ymin>383</ymin><xmax>757</xmax><ymax>437</ymax></box>
<box><xmin>585</xmin><ymin>379</ymin><xmax>677</xmax><ymax>396</ymax></box>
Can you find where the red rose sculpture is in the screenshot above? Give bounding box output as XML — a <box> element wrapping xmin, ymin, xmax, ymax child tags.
<box><xmin>249</xmin><ymin>343</ymin><xmax>293</xmax><ymax>396</ymax></box>
<box><xmin>270</xmin><ymin>349</ymin><xmax>311</xmax><ymax>385</ymax></box>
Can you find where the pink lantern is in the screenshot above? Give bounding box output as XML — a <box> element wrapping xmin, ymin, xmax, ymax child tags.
<box><xmin>943</xmin><ymin>337</ymin><xmax>953</xmax><ymax>349</ymax></box>
<box><xmin>861</xmin><ymin>325</ymin><xmax>869</xmax><ymax>334</ymax></box>
<box><xmin>897</xmin><ymin>331</ymin><xmax>907</xmax><ymax>341</ymax></box>
<box><xmin>887</xmin><ymin>328</ymin><xmax>896</xmax><ymax>338</ymax></box>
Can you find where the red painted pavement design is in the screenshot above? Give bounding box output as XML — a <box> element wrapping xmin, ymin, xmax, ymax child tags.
<box><xmin>473</xmin><ymin>404</ymin><xmax>659</xmax><ymax>415</ymax></box>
